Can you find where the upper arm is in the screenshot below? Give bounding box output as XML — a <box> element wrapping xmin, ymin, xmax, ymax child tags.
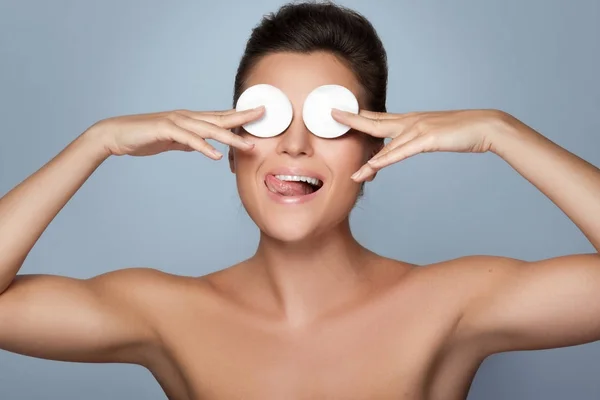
<box><xmin>454</xmin><ymin>253</ymin><xmax>600</xmax><ymax>353</ymax></box>
<box><xmin>0</xmin><ymin>268</ymin><xmax>163</xmax><ymax>365</ymax></box>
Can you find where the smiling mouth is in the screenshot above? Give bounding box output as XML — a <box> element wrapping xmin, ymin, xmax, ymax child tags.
<box><xmin>264</xmin><ymin>174</ymin><xmax>324</xmax><ymax>196</ymax></box>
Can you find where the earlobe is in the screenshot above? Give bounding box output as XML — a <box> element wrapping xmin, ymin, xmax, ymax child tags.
<box><xmin>366</xmin><ymin>143</ymin><xmax>383</xmax><ymax>162</ymax></box>
<box><xmin>364</xmin><ymin>142</ymin><xmax>383</xmax><ymax>182</ymax></box>
<box><xmin>228</xmin><ymin>147</ymin><xmax>235</xmax><ymax>173</ymax></box>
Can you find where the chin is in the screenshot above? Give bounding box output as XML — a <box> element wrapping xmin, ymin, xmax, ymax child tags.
<box><xmin>240</xmin><ymin>196</ymin><xmax>357</xmax><ymax>244</ymax></box>
<box><xmin>256</xmin><ymin>214</ymin><xmax>324</xmax><ymax>243</ymax></box>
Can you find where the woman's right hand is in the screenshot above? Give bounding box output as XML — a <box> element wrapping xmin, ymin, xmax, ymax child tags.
<box><xmin>91</xmin><ymin>107</ymin><xmax>265</xmax><ymax>159</ymax></box>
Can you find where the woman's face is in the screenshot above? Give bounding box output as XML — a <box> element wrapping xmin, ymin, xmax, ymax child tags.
<box><xmin>229</xmin><ymin>51</ymin><xmax>378</xmax><ymax>242</ymax></box>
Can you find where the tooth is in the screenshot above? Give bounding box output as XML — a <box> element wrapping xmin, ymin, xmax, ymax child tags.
<box><xmin>272</xmin><ymin>174</ymin><xmax>322</xmax><ymax>186</ymax></box>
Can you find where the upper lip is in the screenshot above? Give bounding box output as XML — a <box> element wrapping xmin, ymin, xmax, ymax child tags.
<box><xmin>264</xmin><ymin>167</ymin><xmax>326</xmax><ymax>185</ymax></box>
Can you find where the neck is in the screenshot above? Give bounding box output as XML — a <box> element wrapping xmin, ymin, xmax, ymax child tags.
<box><xmin>247</xmin><ymin>218</ymin><xmax>376</xmax><ymax>326</ymax></box>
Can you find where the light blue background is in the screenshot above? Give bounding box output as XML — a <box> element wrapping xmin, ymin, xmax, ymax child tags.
<box><xmin>1</xmin><ymin>0</ymin><xmax>599</xmax><ymax>398</ymax></box>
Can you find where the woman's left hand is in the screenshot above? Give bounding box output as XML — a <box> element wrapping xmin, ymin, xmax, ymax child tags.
<box><xmin>331</xmin><ymin>108</ymin><xmax>513</xmax><ymax>182</ymax></box>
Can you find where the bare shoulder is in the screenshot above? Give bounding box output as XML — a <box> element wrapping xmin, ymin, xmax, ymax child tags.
<box><xmin>396</xmin><ymin>255</ymin><xmax>525</xmax><ymax>323</ymax></box>
<box><xmin>94</xmin><ymin>263</ymin><xmax>264</xmax><ymax>309</ymax></box>
<box><xmin>410</xmin><ymin>254</ymin><xmax>523</xmax><ymax>287</ymax></box>
<box><xmin>88</xmin><ymin>267</ymin><xmax>195</xmax><ymax>295</ymax></box>
<box><xmin>0</xmin><ymin>267</ymin><xmax>220</xmax><ymax>365</ymax></box>
<box><xmin>87</xmin><ymin>267</ymin><xmax>219</xmax><ymax>315</ymax></box>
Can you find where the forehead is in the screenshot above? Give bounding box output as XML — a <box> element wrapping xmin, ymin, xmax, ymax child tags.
<box><xmin>243</xmin><ymin>51</ymin><xmax>366</xmax><ymax>107</ymax></box>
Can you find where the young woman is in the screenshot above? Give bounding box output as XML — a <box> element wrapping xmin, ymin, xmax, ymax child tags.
<box><xmin>1</xmin><ymin>3</ymin><xmax>599</xmax><ymax>400</ymax></box>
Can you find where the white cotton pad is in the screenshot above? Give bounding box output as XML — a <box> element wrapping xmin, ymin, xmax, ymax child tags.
<box><xmin>235</xmin><ymin>84</ymin><xmax>293</xmax><ymax>138</ymax></box>
<box><xmin>302</xmin><ymin>84</ymin><xmax>359</xmax><ymax>138</ymax></box>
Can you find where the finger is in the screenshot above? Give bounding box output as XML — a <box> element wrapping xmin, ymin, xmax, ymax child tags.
<box><xmin>183</xmin><ymin>107</ymin><xmax>265</xmax><ymax>130</ymax></box>
<box><xmin>331</xmin><ymin>109</ymin><xmax>398</xmax><ymax>138</ymax></box>
<box><xmin>359</xmin><ymin>110</ymin><xmax>405</xmax><ymax>120</ymax></box>
<box><xmin>169</xmin><ymin>142</ymin><xmax>194</xmax><ymax>152</ymax></box>
<box><xmin>169</xmin><ymin>113</ymin><xmax>256</xmax><ymax>151</ymax></box>
<box><xmin>350</xmin><ymin>163</ymin><xmax>378</xmax><ymax>183</ymax></box>
<box><xmin>178</xmin><ymin>108</ymin><xmax>238</xmax><ymax>117</ymax></box>
<box><xmin>163</xmin><ymin>121</ymin><xmax>223</xmax><ymax>159</ymax></box>
<box><xmin>351</xmin><ymin>133</ymin><xmax>430</xmax><ymax>183</ymax></box>
<box><xmin>176</xmin><ymin>107</ymin><xmax>264</xmax><ymax>127</ymax></box>
<box><xmin>204</xmin><ymin>109</ymin><xmax>238</xmax><ymax>116</ymax></box>
<box><xmin>215</xmin><ymin>106</ymin><xmax>266</xmax><ymax>129</ymax></box>
<box><xmin>367</xmin><ymin>121</ymin><xmax>420</xmax><ymax>164</ymax></box>
<box><xmin>359</xmin><ymin>110</ymin><xmax>427</xmax><ymax>122</ymax></box>
<box><xmin>367</xmin><ymin>135</ymin><xmax>433</xmax><ymax>169</ymax></box>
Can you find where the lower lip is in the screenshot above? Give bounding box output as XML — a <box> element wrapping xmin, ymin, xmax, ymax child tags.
<box><xmin>264</xmin><ymin>180</ymin><xmax>323</xmax><ymax>205</ymax></box>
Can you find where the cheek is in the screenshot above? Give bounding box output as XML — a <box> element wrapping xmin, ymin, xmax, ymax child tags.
<box><xmin>232</xmin><ymin>141</ymin><xmax>272</xmax><ymax>184</ymax></box>
<box><xmin>321</xmin><ymin>138</ymin><xmax>369</xmax><ymax>174</ymax></box>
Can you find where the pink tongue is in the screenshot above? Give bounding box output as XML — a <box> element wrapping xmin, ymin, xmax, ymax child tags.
<box><xmin>265</xmin><ymin>175</ymin><xmax>313</xmax><ymax>196</ymax></box>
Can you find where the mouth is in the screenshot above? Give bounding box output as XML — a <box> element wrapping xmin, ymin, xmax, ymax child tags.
<box><xmin>262</xmin><ymin>169</ymin><xmax>326</xmax><ymax>204</ymax></box>
<box><xmin>264</xmin><ymin>174</ymin><xmax>324</xmax><ymax>196</ymax></box>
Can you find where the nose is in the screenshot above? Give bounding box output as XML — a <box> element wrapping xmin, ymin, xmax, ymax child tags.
<box><xmin>275</xmin><ymin>113</ymin><xmax>315</xmax><ymax>157</ymax></box>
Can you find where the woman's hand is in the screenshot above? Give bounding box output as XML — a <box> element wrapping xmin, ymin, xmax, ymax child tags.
<box><xmin>331</xmin><ymin>108</ymin><xmax>512</xmax><ymax>182</ymax></box>
<box><xmin>91</xmin><ymin>107</ymin><xmax>265</xmax><ymax>159</ymax></box>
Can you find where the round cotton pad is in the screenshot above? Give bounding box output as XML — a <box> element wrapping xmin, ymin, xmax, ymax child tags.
<box><xmin>235</xmin><ymin>84</ymin><xmax>293</xmax><ymax>138</ymax></box>
<box><xmin>302</xmin><ymin>84</ymin><xmax>359</xmax><ymax>138</ymax></box>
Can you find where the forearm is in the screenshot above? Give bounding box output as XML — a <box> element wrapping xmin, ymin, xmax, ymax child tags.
<box><xmin>0</xmin><ymin>127</ymin><xmax>110</xmax><ymax>293</ymax></box>
<box><xmin>490</xmin><ymin>113</ymin><xmax>600</xmax><ymax>252</ymax></box>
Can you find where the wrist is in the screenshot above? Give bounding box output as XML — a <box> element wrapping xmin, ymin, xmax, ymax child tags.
<box><xmin>487</xmin><ymin>110</ymin><xmax>535</xmax><ymax>158</ymax></box>
<box><xmin>78</xmin><ymin>122</ymin><xmax>114</xmax><ymax>162</ymax></box>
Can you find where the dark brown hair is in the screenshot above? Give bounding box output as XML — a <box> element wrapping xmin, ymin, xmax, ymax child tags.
<box><xmin>233</xmin><ymin>1</ymin><xmax>388</xmax><ymax>198</ymax></box>
<box><xmin>233</xmin><ymin>1</ymin><xmax>387</xmax><ymax>112</ymax></box>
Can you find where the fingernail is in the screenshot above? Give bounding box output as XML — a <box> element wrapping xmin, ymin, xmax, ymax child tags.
<box><xmin>253</xmin><ymin>105</ymin><xmax>265</xmax><ymax>111</ymax></box>
<box><xmin>351</xmin><ymin>170</ymin><xmax>362</xmax><ymax>180</ymax></box>
<box><xmin>367</xmin><ymin>157</ymin><xmax>380</xmax><ymax>165</ymax></box>
<box><xmin>212</xmin><ymin>150</ymin><xmax>223</xmax><ymax>158</ymax></box>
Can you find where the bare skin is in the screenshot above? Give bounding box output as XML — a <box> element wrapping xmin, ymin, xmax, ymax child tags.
<box><xmin>1</xmin><ymin>52</ymin><xmax>599</xmax><ymax>400</ymax></box>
